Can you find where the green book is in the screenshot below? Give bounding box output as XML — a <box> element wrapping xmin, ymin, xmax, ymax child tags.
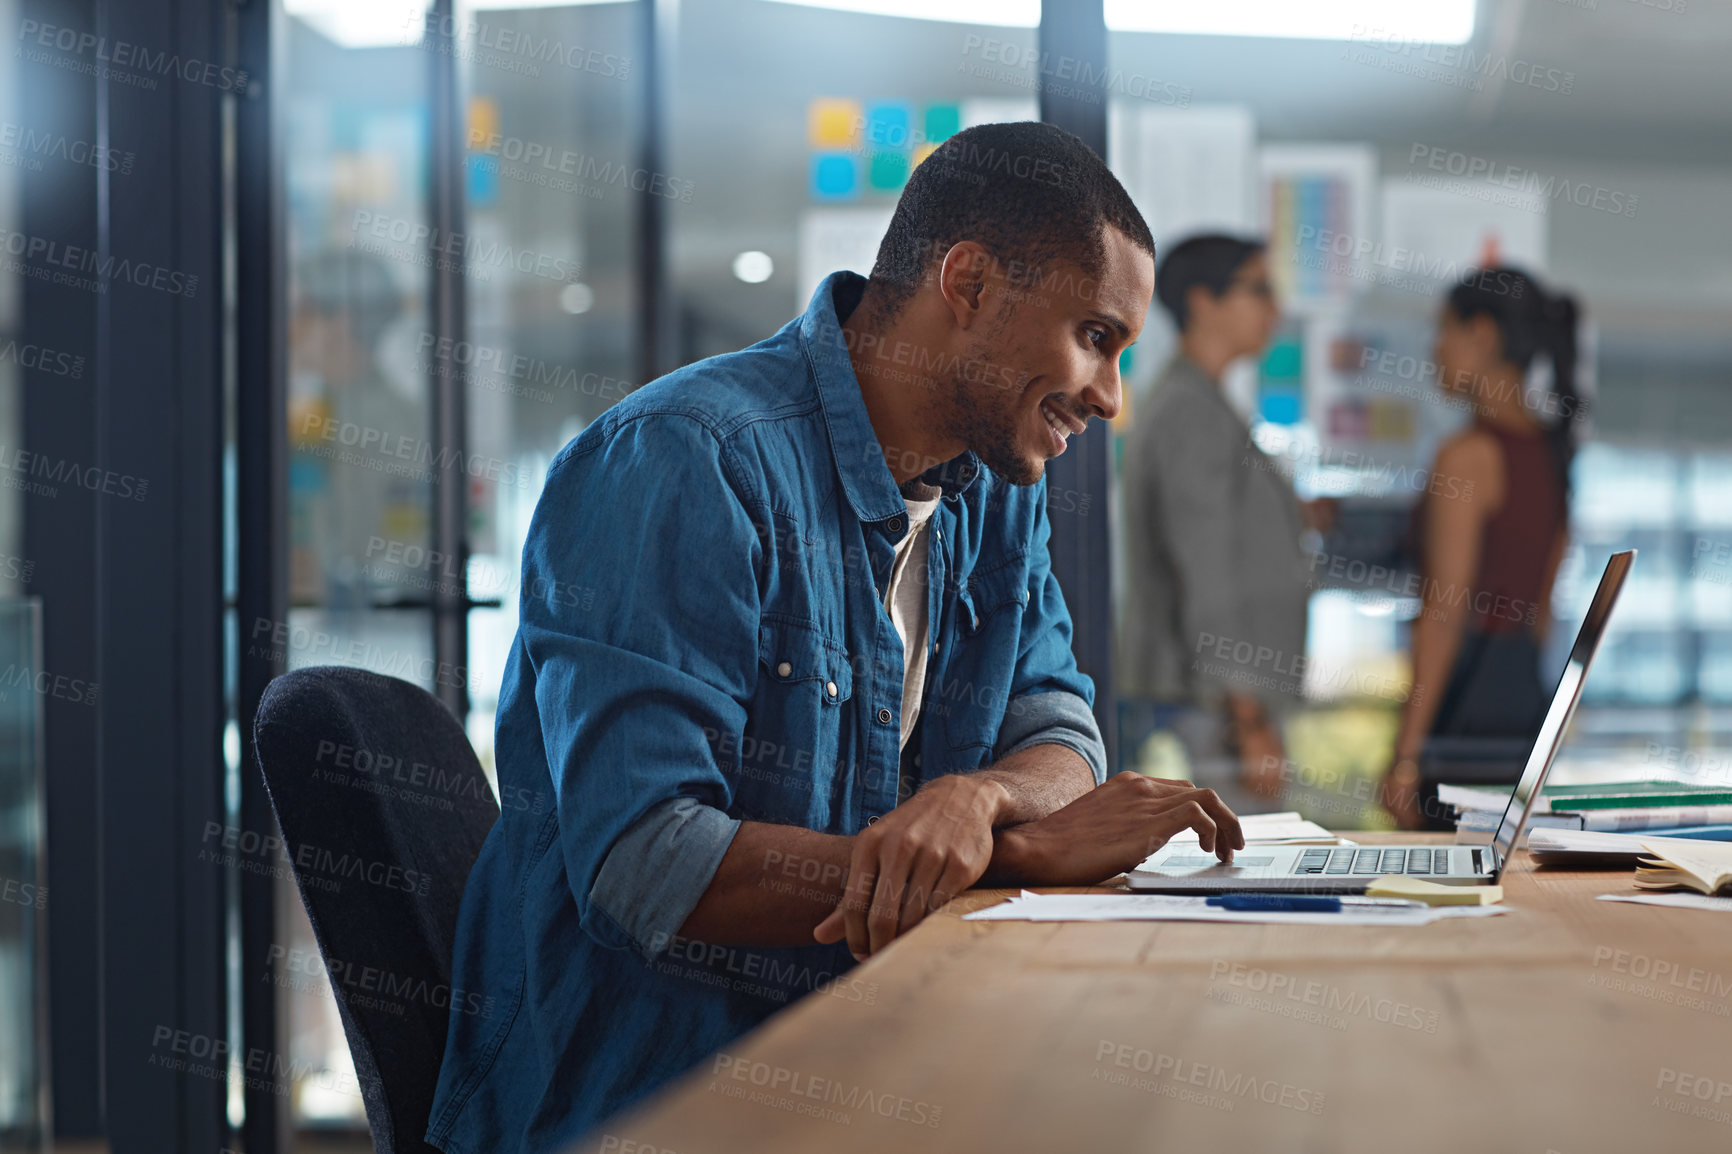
<box><xmin>1538</xmin><ymin>781</ymin><xmax>1732</xmax><ymax>813</ymax></box>
<box><xmin>1440</xmin><ymin>780</ymin><xmax>1732</xmax><ymax>814</ymax></box>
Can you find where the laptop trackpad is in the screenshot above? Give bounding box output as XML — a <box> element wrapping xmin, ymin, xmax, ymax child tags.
<box><xmin>1158</xmin><ymin>855</ymin><xmax>1277</xmax><ymax>870</ymax></box>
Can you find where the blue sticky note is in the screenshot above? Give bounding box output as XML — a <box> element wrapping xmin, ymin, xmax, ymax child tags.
<box><xmin>865</xmin><ymin>102</ymin><xmax>912</xmax><ymax>152</ymax></box>
<box><xmin>467</xmin><ymin>154</ymin><xmax>499</xmax><ymax>207</ymax></box>
<box><xmin>811</xmin><ymin>152</ymin><xmax>858</xmax><ymax>200</ymax></box>
<box><xmin>1260</xmin><ymin>387</ymin><xmax>1303</xmax><ymax>426</ymax></box>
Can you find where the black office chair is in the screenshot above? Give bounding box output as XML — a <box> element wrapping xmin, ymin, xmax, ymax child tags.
<box><xmin>254</xmin><ymin>667</ymin><xmax>499</xmax><ymax>1154</ymax></box>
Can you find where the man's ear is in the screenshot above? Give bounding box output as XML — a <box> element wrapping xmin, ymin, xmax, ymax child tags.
<box><xmin>936</xmin><ymin>241</ymin><xmax>994</xmax><ymax>330</ymax></box>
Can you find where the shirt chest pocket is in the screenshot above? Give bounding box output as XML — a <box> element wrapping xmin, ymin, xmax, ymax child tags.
<box><xmin>737</xmin><ymin>618</ymin><xmax>853</xmax><ymax>826</ymax></box>
<box><xmin>955</xmin><ymin>555</ymin><xmax>1031</xmax><ymax>634</ymax></box>
<box><xmin>942</xmin><ymin>555</ymin><xmax>1029</xmax><ymax>754</ymax></box>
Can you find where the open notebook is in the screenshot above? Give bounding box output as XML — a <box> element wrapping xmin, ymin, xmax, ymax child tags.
<box><xmin>1634</xmin><ymin>840</ymin><xmax>1732</xmax><ymax>896</ymax></box>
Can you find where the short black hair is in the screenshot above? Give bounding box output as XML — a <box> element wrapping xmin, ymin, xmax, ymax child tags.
<box><xmin>1154</xmin><ymin>234</ymin><xmax>1265</xmax><ymax>330</ymax></box>
<box><xmin>868</xmin><ymin>121</ymin><xmax>1153</xmax><ymax>318</ymax></box>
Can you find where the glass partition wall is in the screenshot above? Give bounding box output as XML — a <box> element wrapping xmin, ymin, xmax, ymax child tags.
<box><xmin>275</xmin><ymin>0</ymin><xmax>645</xmax><ymax>1131</ymax></box>
<box><xmin>0</xmin><ymin>602</ymin><xmax>45</xmax><ymax>1154</ymax></box>
<box><xmin>0</xmin><ymin>2</ymin><xmax>45</xmax><ymax>1145</ymax></box>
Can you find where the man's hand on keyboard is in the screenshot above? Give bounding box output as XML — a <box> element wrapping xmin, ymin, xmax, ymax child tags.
<box><xmin>988</xmin><ymin>772</ymin><xmax>1246</xmax><ymax>887</ymax></box>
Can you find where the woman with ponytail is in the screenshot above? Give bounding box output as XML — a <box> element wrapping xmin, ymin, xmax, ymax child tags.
<box><xmin>1380</xmin><ymin>267</ymin><xmax>1582</xmax><ymax>829</ymax></box>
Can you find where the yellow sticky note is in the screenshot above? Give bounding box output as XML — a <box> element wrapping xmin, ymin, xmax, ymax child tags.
<box><xmin>1365</xmin><ymin>875</ymin><xmax>1503</xmax><ymax>906</ymax></box>
<box><xmin>469</xmin><ymin>97</ymin><xmax>499</xmax><ymax>151</ymax></box>
<box><xmin>808</xmin><ymin>98</ymin><xmax>861</xmax><ymax>148</ymax></box>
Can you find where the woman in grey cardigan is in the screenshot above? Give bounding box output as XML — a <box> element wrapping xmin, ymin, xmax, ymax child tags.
<box><xmin>1118</xmin><ymin>235</ymin><xmax>1329</xmax><ymax>808</ymax></box>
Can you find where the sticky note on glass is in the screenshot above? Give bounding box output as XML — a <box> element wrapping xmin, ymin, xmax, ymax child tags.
<box><xmin>1366</xmin><ymin>875</ymin><xmax>1503</xmax><ymax>906</ymax></box>
<box><xmin>808</xmin><ymin>98</ymin><xmax>861</xmax><ymax>148</ymax></box>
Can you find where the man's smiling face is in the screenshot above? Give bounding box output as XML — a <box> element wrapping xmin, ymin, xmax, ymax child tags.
<box><xmin>939</xmin><ymin>227</ymin><xmax>1154</xmax><ymax>486</ymax></box>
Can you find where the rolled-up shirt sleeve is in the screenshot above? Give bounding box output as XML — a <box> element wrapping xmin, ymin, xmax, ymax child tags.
<box><xmin>589</xmin><ymin>797</ymin><xmax>739</xmax><ymax>957</ymax></box>
<box><xmin>991</xmin><ymin>479</ymin><xmax>1108</xmax><ymax>786</ymax></box>
<box><xmin>993</xmin><ymin>690</ymin><xmax>1106</xmax><ymax>785</ymax></box>
<box><xmin>519</xmin><ymin>412</ymin><xmax>760</xmax><ymax>963</ymax></box>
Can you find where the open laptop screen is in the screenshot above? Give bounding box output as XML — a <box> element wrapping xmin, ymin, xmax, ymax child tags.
<box><xmin>1488</xmin><ymin>550</ymin><xmax>1635</xmax><ymax>874</ymax></box>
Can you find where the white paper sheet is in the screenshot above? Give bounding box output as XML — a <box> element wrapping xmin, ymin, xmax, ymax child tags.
<box><xmin>962</xmin><ymin>893</ymin><xmax>1510</xmax><ymax>926</ymax></box>
<box><xmin>1597</xmin><ymin>892</ymin><xmax>1732</xmax><ymax>912</ymax></box>
<box><xmin>1528</xmin><ymin>828</ymin><xmax>1652</xmax><ymax>859</ymax></box>
<box><xmin>1162</xmin><ymin>811</ymin><xmax>1354</xmax><ymax>848</ymax></box>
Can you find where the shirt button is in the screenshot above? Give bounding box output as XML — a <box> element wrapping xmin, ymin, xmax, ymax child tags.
<box><xmin>826</xmin><ymin>681</ymin><xmax>838</xmax><ymax>697</ymax></box>
<box><xmin>777</xmin><ymin>661</ymin><xmax>792</xmax><ymax>677</ymax></box>
<box><xmin>887</xmin><ymin>516</ymin><xmax>904</xmax><ymax>534</ymax></box>
<box><xmin>877</xmin><ymin>707</ymin><xmax>893</xmax><ymax>724</ymax></box>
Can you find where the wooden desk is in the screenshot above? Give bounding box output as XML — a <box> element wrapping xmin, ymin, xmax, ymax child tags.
<box><xmin>582</xmin><ymin>835</ymin><xmax>1732</xmax><ymax>1153</ymax></box>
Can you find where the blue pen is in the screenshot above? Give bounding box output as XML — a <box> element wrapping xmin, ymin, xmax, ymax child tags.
<box><xmin>1207</xmin><ymin>894</ymin><xmax>1342</xmax><ymax>913</ymax></box>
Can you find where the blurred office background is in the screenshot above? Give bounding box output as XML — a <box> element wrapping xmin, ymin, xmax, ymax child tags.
<box><xmin>2</xmin><ymin>0</ymin><xmax>1730</xmax><ymax>1149</ymax></box>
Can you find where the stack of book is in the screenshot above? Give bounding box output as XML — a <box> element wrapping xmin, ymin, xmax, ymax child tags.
<box><xmin>1446</xmin><ymin>780</ymin><xmax>1732</xmax><ymax>847</ymax></box>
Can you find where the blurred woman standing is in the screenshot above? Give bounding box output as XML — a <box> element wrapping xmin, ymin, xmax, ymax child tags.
<box><xmin>1380</xmin><ymin>267</ymin><xmax>1582</xmax><ymax>829</ymax></box>
<box><xmin>1119</xmin><ymin>235</ymin><xmax>1332</xmax><ymax>809</ymax></box>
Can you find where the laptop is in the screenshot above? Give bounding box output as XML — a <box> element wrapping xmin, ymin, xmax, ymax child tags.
<box><xmin>1126</xmin><ymin>549</ymin><xmax>1635</xmax><ymax>894</ymax></box>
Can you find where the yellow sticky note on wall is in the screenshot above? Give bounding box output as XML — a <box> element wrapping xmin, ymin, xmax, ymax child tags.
<box><xmin>809</xmin><ymin>98</ymin><xmax>861</xmax><ymax>148</ymax></box>
<box><xmin>469</xmin><ymin>97</ymin><xmax>499</xmax><ymax>150</ymax></box>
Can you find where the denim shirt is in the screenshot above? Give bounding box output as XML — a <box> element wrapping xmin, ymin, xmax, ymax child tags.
<box><xmin>426</xmin><ymin>271</ymin><xmax>1106</xmax><ymax>1154</ymax></box>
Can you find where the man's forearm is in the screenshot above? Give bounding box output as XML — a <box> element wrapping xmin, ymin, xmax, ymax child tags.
<box><xmin>677</xmin><ymin>751</ymin><xmax>1089</xmax><ymax>949</ymax></box>
<box><xmin>677</xmin><ymin>821</ymin><xmax>853</xmax><ymax>948</ymax></box>
<box><xmin>972</xmin><ymin>741</ymin><xmax>1097</xmax><ymax>826</ymax></box>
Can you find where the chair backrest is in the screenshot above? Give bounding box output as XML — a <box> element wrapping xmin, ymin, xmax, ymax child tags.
<box><xmin>254</xmin><ymin>666</ymin><xmax>498</xmax><ymax>1154</ymax></box>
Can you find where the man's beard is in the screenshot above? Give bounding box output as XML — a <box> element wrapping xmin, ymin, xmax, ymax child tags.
<box><xmin>942</xmin><ymin>337</ymin><xmax>1041</xmax><ymax>487</ymax></box>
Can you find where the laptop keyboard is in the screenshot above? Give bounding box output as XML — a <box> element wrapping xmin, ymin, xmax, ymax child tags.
<box><xmin>1295</xmin><ymin>848</ymin><xmax>1453</xmax><ymax>876</ymax></box>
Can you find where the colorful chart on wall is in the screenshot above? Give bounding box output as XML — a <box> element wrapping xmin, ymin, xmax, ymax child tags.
<box><xmin>1304</xmin><ymin>307</ymin><xmax>1430</xmax><ymax>483</ymax></box>
<box><xmin>1260</xmin><ymin>144</ymin><xmax>1378</xmax><ymax>310</ymax></box>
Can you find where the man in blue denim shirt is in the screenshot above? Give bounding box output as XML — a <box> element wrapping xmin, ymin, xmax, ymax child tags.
<box><xmin>427</xmin><ymin>122</ymin><xmax>1244</xmax><ymax>1154</ymax></box>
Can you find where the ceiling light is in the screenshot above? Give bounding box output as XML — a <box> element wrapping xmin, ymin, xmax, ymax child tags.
<box><xmin>732</xmin><ymin>251</ymin><xmax>775</xmax><ymax>284</ymax></box>
<box><xmin>560</xmin><ymin>282</ymin><xmax>595</xmax><ymax>314</ymax></box>
<box><xmin>1105</xmin><ymin>0</ymin><xmax>1473</xmax><ymax>43</ymax></box>
<box><xmin>760</xmin><ymin>0</ymin><xmax>1038</xmax><ymax>28</ymax></box>
<box><xmin>468</xmin><ymin>0</ymin><xmax>632</xmax><ymax>9</ymax></box>
<box><xmin>283</xmin><ymin>0</ymin><xmax>428</xmax><ymax>49</ymax></box>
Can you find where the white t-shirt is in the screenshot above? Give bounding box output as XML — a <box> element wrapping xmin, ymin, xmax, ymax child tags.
<box><xmin>884</xmin><ymin>486</ymin><xmax>943</xmax><ymax>752</ymax></box>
